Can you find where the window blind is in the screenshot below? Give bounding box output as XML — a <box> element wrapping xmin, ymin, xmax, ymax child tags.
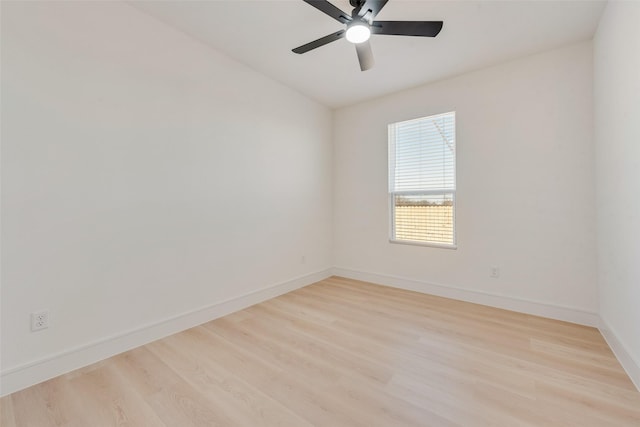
<box><xmin>388</xmin><ymin>112</ymin><xmax>456</xmax><ymax>246</ymax></box>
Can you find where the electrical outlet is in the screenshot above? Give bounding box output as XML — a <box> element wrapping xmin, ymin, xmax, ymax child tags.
<box><xmin>301</xmin><ymin>255</ymin><xmax>306</xmax><ymax>264</ymax></box>
<box><xmin>490</xmin><ymin>266</ymin><xmax>500</xmax><ymax>278</ymax></box>
<box><xmin>31</xmin><ymin>310</ymin><xmax>49</xmax><ymax>331</ymax></box>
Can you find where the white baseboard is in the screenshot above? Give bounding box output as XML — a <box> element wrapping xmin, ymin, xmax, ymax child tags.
<box><xmin>0</xmin><ymin>268</ymin><xmax>332</xmax><ymax>397</ymax></box>
<box><xmin>331</xmin><ymin>267</ymin><xmax>600</xmax><ymax>327</ymax></box>
<box><xmin>7</xmin><ymin>267</ymin><xmax>636</xmax><ymax>397</ymax></box>
<box><xmin>598</xmin><ymin>317</ymin><xmax>640</xmax><ymax>392</ymax></box>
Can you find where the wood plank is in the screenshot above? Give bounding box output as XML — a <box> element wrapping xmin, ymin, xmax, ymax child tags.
<box><xmin>2</xmin><ymin>276</ymin><xmax>639</xmax><ymax>426</ymax></box>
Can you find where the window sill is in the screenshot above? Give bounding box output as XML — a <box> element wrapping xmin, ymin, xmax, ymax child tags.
<box><xmin>389</xmin><ymin>239</ymin><xmax>457</xmax><ymax>250</ymax></box>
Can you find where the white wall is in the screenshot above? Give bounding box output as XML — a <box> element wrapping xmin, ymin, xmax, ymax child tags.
<box><xmin>6</xmin><ymin>0</ymin><xmax>635</xmax><ymax>397</ymax></box>
<box><xmin>1</xmin><ymin>1</ymin><xmax>332</xmax><ymax>394</ymax></box>
<box><xmin>333</xmin><ymin>42</ymin><xmax>598</xmax><ymax>322</ymax></box>
<box><xmin>594</xmin><ymin>1</ymin><xmax>640</xmax><ymax>387</ymax></box>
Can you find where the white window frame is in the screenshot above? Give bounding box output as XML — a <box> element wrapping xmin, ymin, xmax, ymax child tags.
<box><xmin>388</xmin><ymin>112</ymin><xmax>457</xmax><ymax>249</ymax></box>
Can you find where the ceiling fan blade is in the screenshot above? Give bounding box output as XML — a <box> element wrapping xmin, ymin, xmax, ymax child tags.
<box><xmin>292</xmin><ymin>30</ymin><xmax>346</xmax><ymax>54</ymax></box>
<box><xmin>371</xmin><ymin>21</ymin><xmax>443</xmax><ymax>37</ymax></box>
<box><xmin>353</xmin><ymin>0</ymin><xmax>389</xmax><ymax>20</ymax></box>
<box><xmin>302</xmin><ymin>0</ymin><xmax>351</xmax><ymax>24</ymax></box>
<box><xmin>355</xmin><ymin>40</ymin><xmax>374</xmax><ymax>71</ymax></box>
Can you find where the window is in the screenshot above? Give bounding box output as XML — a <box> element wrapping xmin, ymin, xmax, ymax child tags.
<box><xmin>388</xmin><ymin>112</ymin><xmax>456</xmax><ymax>247</ymax></box>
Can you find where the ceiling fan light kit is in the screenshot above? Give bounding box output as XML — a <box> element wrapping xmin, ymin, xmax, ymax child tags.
<box><xmin>345</xmin><ymin>23</ymin><xmax>371</xmax><ymax>44</ymax></box>
<box><xmin>293</xmin><ymin>0</ymin><xmax>443</xmax><ymax>71</ymax></box>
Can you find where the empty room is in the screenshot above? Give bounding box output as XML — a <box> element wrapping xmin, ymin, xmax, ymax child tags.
<box><xmin>1</xmin><ymin>0</ymin><xmax>639</xmax><ymax>425</ymax></box>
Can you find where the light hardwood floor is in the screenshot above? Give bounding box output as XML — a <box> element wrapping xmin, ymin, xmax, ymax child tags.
<box><xmin>2</xmin><ymin>276</ymin><xmax>639</xmax><ymax>426</ymax></box>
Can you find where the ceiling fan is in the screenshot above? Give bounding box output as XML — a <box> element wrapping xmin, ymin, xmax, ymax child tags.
<box><xmin>292</xmin><ymin>0</ymin><xmax>443</xmax><ymax>71</ymax></box>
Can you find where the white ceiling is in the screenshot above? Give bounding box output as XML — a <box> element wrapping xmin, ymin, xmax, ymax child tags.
<box><xmin>129</xmin><ymin>0</ymin><xmax>606</xmax><ymax>108</ymax></box>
